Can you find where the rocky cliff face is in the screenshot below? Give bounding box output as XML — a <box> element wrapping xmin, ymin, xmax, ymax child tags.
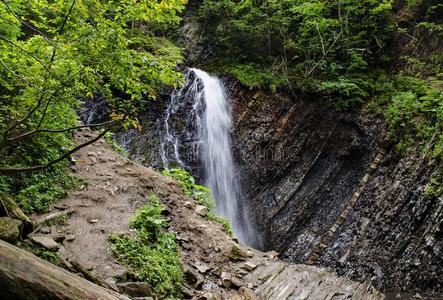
<box><xmin>228</xmin><ymin>81</ymin><xmax>442</xmax><ymax>296</ymax></box>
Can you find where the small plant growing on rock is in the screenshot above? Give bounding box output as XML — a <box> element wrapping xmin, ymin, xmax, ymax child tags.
<box><xmin>108</xmin><ymin>197</ymin><xmax>182</xmax><ymax>298</ymax></box>
<box><xmin>104</xmin><ymin>133</ymin><xmax>128</xmax><ymax>157</ymax></box>
<box><xmin>162</xmin><ymin>168</ymin><xmax>233</xmax><ymax>235</ymax></box>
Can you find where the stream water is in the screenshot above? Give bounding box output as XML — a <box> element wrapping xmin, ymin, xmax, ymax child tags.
<box><xmin>160</xmin><ymin>68</ymin><xmax>258</xmax><ymax>246</ymax></box>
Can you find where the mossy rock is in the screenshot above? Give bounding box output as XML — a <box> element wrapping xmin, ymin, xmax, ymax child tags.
<box><xmin>0</xmin><ymin>192</ymin><xmax>32</xmax><ymax>232</ymax></box>
<box><xmin>0</xmin><ymin>217</ymin><xmax>23</xmax><ymax>243</ymax></box>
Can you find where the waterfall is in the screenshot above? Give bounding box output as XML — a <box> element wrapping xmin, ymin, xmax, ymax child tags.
<box><xmin>160</xmin><ymin>68</ymin><xmax>258</xmax><ymax>246</ymax></box>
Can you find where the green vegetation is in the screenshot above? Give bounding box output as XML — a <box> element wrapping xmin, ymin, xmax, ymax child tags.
<box><xmin>199</xmin><ymin>0</ymin><xmax>394</xmax><ymax>102</ymax></box>
<box><xmin>381</xmin><ymin>75</ymin><xmax>443</xmax><ymax>158</ymax></box>
<box><xmin>16</xmin><ymin>240</ymin><xmax>61</xmax><ymax>266</ymax></box>
<box><xmin>162</xmin><ymin>168</ymin><xmax>233</xmax><ymax>235</ymax></box>
<box><xmin>0</xmin><ymin>0</ymin><xmax>186</xmax><ymax>212</ymax></box>
<box><xmin>104</xmin><ymin>132</ymin><xmax>128</xmax><ymax>157</ymax></box>
<box><xmin>109</xmin><ymin>195</ymin><xmax>182</xmax><ymax>299</ymax></box>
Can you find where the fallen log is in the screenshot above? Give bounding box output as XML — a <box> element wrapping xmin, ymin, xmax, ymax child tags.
<box><xmin>0</xmin><ymin>239</ymin><xmax>130</xmax><ymax>300</ymax></box>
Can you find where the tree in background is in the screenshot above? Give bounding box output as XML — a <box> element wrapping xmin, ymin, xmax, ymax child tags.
<box><xmin>0</xmin><ymin>0</ymin><xmax>186</xmax><ymax>212</ymax></box>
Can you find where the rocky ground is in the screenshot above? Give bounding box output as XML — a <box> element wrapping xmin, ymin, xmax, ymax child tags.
<box><xmin>17</xmin><ymin>129</ymin><xmax>385</xmax><ymax>299</ymax></box>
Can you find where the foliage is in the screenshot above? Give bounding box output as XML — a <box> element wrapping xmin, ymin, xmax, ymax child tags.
<box><xmin>162</xmin><ymin>168</ymin><xmax>233</xmax><ymax>235</ymax></box>
<box><xmin>424</xmin><ymin>171</ymin><xmax>443</xmax><ymax>199</ymax></box>
<box><xmin>2</xmin><ymin>164</ymin><xmax>80</xmax><ymax>213</ymax></box>
<box><xmin>0</xmin><ymin>0</ymin><xmax>186</xmax><ymax>211</ymax></box>
<box><xmin>109</xmin><ymin>197</ymin><xmax>182</xmax><ymax>299</ymax></box>
<box><xmin>104</xmin><ymin>132</ymin><xmax>128</xmax><ymax>156</ymax></box>
<box><xmin>16</xmin><ymin>241</ymin><xmax>61</xmax><ymax>266</ymax></box>
<box><xmin>381</xmin><ymin>75</ymin><xmax>443</xmax><ymax>158</ymax></box>
<box><xmin>198</xmin><ymin>0</ymin><xmax>394</xmax><ymax>102</ymax></box>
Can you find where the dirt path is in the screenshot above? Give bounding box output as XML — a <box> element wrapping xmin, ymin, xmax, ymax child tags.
<box><xmin>31</xmin><ymin>129</ymin><xmax>384</xmax><ymax>299</ymax></box>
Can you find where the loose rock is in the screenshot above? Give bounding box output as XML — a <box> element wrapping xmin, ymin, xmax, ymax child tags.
<box><xmin>221</xmin><ymin>272</ymin><xmax>232</xmax><ymax>288</ymax></box>
<box><xmin>242</xmin><ymin>261</ymin><xmax>258</xmax><ymax>272</ymax></box>
<box><xmin>228</xmin><ymin>243</ymin><xmax>250</xmax><ymax>261</ymax></box>
<box><xmin>195</xmin><ymin>205</ymin><xmax>209</xmax><ymax>217</ymax></box>
<box><xmin>117</xmin><ymin>282</ymin><xmax>152</xmax><ymax>298</ymax></box>
<box><xmin>65</xmin><ymin>234</ymin><xmax>76</xmax><ymax>242</ymax></box>
<box><xmin>29</xmin><ymin>235</ymin><xmax>59</xmax><ymax>250</ymax></box>
<box><xmin>184</xmin><ymin>201</ymin><xmax>194</xmax><ymax>209</ymax></box>
<box><xmin>238</xmin><ymin>287</ymin><xmax>257</xmax><ymax>300</ymax></box>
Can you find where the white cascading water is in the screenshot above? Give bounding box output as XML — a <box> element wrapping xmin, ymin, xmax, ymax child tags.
<box><xmin>160</xmin><ymin>68</ymin><xmax>257</xmax><ymax>245</ymax></box>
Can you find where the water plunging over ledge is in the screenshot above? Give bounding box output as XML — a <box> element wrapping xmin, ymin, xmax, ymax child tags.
<box><xmin>160</xmin><ymin>68</ymin><xmax>258</xmax><ymax>246</ymax></box>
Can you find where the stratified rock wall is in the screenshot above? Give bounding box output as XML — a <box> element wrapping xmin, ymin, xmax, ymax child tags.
<box><xmin>228</xmin><ymin>81</ymin><xmax>442</xmax><ymax>295</ymax></box>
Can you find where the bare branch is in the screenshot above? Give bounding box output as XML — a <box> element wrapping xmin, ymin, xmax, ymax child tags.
<box><xmin>315</xmin><ymin>23</ymin><xmax>326</xmax><ymax>56</ymax></box>
<box><xmin>50</xmin><ymin>0</ymin><xmax>76</xmax><ymax>62</ymax></box>
<box><xmin>7</xmin><ymin>120</ymin><xmax>117</xmax><ymax>142</ymax></box>
<box><xmin>0</xmin><ymin>121</ymin><xmax>120</xmax><ymax>175</ymax></box>
<box><xmin>303</xmin><ymin>29</ymin><xmax>343</xmax><ymax>80</ymax></box>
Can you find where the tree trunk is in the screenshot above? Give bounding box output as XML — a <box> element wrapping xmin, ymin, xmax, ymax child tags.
<box><xmin>0</xmin><ymin>240</ymin><xmax>130</xmax><ymax>300</ymax></box>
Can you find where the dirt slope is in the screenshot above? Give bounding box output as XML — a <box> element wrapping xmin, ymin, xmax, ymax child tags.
<box><xmin>31</xmin><ymin>129</ymin><xmax>384</xmax><ymax>299</ymax></box>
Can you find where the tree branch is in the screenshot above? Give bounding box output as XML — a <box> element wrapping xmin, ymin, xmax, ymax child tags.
<box><xmin>3</xmin><ymin>65</ymin><xmax>88</xmax><ymax>140</ymax></box>
<box><xmin>6</xmin><ymin>120</ymin><xmax>117</xmax><ymax>142</ymax></box>
<box><xmin>0</xmin><ymin>35</ymin><xmax>53</xmax><ymax>74</ymax></box>
<box><xmin>0</xmin><ymin>121</ymin><xmax>120</xmax><ymax>175</ymax></box>
<box><xmin>1</xmin><ymin>0</ymin><xmax>52</xmax><ymax>44</ymax></box>
<box><xmin>50</xmin><ymin>0</ymin><xmax>76</xmax><ymax>62</ymax></box>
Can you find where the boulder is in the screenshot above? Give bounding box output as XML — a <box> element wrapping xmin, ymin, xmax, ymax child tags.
<box><xmin>195</xmin><ymin>205</ymin><xmax>209</xmax><ymax>217</ymax></box>
<box><xmin>117</xmin><ymin>282</ymin><xmax>152</xmax><ymax>298</ymax></box>
<box><xmin>0</xmin><ymin>217</ymin><xmax>23</xmax><ymax>243</ymax></box>
<box><xmin>0</xmin><ymin>192</ymin><xmax>32</xmax><ymax>231</ymax></box>
<box><xmin>29</xmin><ymin>235</ymin><xmax>59</xmax><ymax>250</ymax></box>
<box><xmin>221</xmin><ymin>272</ymin><xmax>232</xmax><ymax>288</ymax></box>
<box><xmin>228</xmin><ymin>243</ymin><xmax>250</xmax><ymax>261</ymax></box>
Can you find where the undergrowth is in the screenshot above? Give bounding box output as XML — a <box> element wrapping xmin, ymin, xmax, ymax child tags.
<box><xmin>109</xmin><ymin>195</ymin><xmax>182</xmax><ymax>299</ymax></box>
<box><xmin>104</xmin><ymin>132</ymin><xmax>128</xmax><ymax>156</ymax></box>
<box><xmin>16</xmin><ymin>241</ymin><xmax>61</xmax><ymax>266</ymax></box>
<box><xmin>162</xmin><ymin>168</ymin><xmax>233</xmax><ymax>236</ymax></box>
<box><xmin>0</xmin><ymin>165</ymin><xmax>80</xmax><ymax>214</ymax></box>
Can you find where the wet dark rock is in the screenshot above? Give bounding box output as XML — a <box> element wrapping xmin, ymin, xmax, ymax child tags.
<box><xmin>229</xmin><ymin>83</ymin><xmax>442</xmax><ymax>295</ymax></box>
<box><xmin>115</xmin><ymin>65</ymin><xmax>442</xmax><ymax>295</ymax></box>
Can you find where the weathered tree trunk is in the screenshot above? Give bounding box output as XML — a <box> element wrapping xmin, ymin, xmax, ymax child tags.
<box><xmin>0</xmin><ymin>240</ymin><xmax>130</xmax><ymax>300</ymax></box>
